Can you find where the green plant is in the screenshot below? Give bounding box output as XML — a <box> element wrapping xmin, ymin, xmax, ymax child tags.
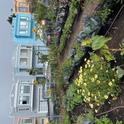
<box><xmin>76</xmin><ymin>113</ymin><xmax>122</xmax><ymax>124</ymax></box>
<box><xmin>33</xmin><ymin>77</ymin><xmax>46</xmax><ymax>86</ymax></box>
<box><xmin>74</xmin><ymin>43</ymin><xmax>85</xmax><ymax>61</ymax></box>
<box><xmin>82</xmin><ymin>35</ymin><xmax>111</xmax><ymax>50</ymax></box>
<box><xmin>114</xmin><ymin>0</ymin><xmax>124</xmax><ymax>4</ymax></box>
<box><xmin>120</xmin><ymin>40</ymin><xmax>124</xmax><ymax>56</ymax></box>
<box><xmin>74</xmin><ymin>54</ymin><xmax>120</xmax><ymax>112</ymax></box>
<box><xmin>33</xmin><ymin>3</ymin><xmax>47</xmax><ymax>22</ymax></box>
<box><xmin>82</xmin><ymin>35</ymin><xmax>115</xmax><ymax>61</ymax></box>
<box><xmin>116</xmin><ymin>66</ymin><xmax>124</xmax><ymax>79</ymax></box>
<box><xmin>95</xmin><ymin>115</ymin><xmax>122</xmax><ymax>124</ymax></box>
<box><xmin>95</xmin><ymin>115</ymin><xmax>113</xmax><ymax>124</ymax></box>
<box><xmin>63</xmin><ymin>114</ymin><xmax>71</xmax><ymax>124</ymax></box>
<box><xmin>59</xmin><ymin>0</ymin><xmax>80</xmax><ymax>53</ymax></box>
<box><xmin>96</xmin><ymin>8</ymin><xmax>111</xmax><ymax>24</ymax></box>
<box><xmin>116</xmin><ymin>120</ymin><xmax>123</xmax><ymax>124</ymax></box>
<box><xmin>62</xmin><ymin>58</ymin><xmax>73</xmax><ymax>79</ymax></box>
<box><xmin>64</xmin><ymin>84</ymin><xmax>84</xmax><ymax>111</ymax></box>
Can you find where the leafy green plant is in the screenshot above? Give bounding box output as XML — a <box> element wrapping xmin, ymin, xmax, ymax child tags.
<box><xmin>62</xmin><ymin>58</ymin><xmax>73</xmax><ymax>79</ymax></box>
<box><xmin>82</xmin><ymin>35</ymin><xmax>111</xmax><ymax>50</ymax></box>
<box><xmin>76</xmin><ymin>113</ymin><xmax>122</xmax><ymax>124</ymax></box>
<box><xmin>116</xmin><ymin>66</ymin><xmax>124</xmax><ymax>79</ymax></box>
<box><xmin>74</xmin><ymin>55</ymin><xmax>120</xmax><ymax>112</ymax></box>
<box><xmin>96</xmin><ymin>8</ymin><xmax>111</xmax><ymax>24</ymax></box>
<box><xmin>95</xmin><ymin>115</ymin><xmax>113</xmax><ymax>124</ymax></box>
<box><xmin>100</xmin><ymin>45</ymin><xmax>115</xmax><ymax>61</ymax></box>
<box><xmin>120</xmin><ymin>40</ymin><xmax>124</xmax><ymax>56</ymax></box>
<box><xmin>64</xmin><ymin>84</ymin><xmax>84</xmax><ymax>111</ymax></box>
<box><xmin>82</xmin><ymin>35</ymin><xmax>115</xmax><ymax>61</ymax></box>
<box><xmin>33</xmin><ymin>3</ymin><xmax>47</xmax><ymax>22</ymax></box>
<box><xmin>95</xmin><ymin>115</ymin><xmax>122</xmax><ymax>124</ymax></box>
<box><xmin>73</xmin><ymin>43</ymin><xmax>85</xmax><ymax>61</ymax></box>
<box><xmin>59</xmin><ymin>0</ymin><xmax>80</xmax><ymax>53</ymax></box>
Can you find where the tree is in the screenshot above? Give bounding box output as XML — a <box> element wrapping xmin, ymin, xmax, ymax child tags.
<box><xmin>33</xmin><ymin>3</ymin><xmax>47</xmax><ymax>22</ymax></box>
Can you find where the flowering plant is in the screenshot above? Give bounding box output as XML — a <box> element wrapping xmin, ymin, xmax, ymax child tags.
<box><xmin>74</xmin><ymin>55</ymin><xmax>120</xmax><ymax>112</ymax></box>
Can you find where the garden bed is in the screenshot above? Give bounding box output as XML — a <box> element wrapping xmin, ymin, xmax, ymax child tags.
<box><xmin>98</xmin><ymin>5</ymin><xmax>124</xmax><ymax>122</ymax></box>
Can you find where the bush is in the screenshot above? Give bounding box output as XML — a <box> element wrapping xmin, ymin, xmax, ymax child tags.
<box><xmin>74</xmin><ymin>55</ymin><xmax>120</xmax><ymax>112</ymax></box>
<box><xmin>64</xmin><ymin>84</ymin><xmax>84</xmax><ymax>111</ymax></box>
<box><xmin>76</xmin><ymin>113</ymin><xmax>123</xmax><ymax>124</ymax></box>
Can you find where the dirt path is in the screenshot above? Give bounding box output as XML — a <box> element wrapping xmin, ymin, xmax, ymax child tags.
<box><xmin>59</xmin><ymin>1</ymin><xmax>101</xmax><ymax>64</ymax></box>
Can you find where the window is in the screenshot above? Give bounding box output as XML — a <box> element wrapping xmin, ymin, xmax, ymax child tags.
<box><xmin>20</xmin><ymin>58</ymin><xmax>28</xmax><ymax>66</ymax></box>
<box><xmin>18</xmin><ymin>2</ymin><xmax>29</xmax><ymax>12</ymax></box>
<box><xmin>39</xmin><ymin>100</ymin><xmax>48</xmax><ymax>112</ymax></box>
<box><xmin>20</xmin><ymin>49</ymin><xmax>28</xmax><ymax>56</ymax></box>
<box><xmin>20</xmin><ymin>85</ymin><xmax>30</xmax><ymax>94</ymax></box>
<box><xmin>19</xmin><ymin>2</ymin><xmax>28</xmax><ymax>7</ymax></box>
<box><xmin>19</xmin><ymin>16</ymin><xmax>29</xmax><ymax>35</ymax></box>
<box><xmin>22</xmin><ymin>119</ymin><xmax>32</xmax><ymax>124</ymax></box>
<box><xmin>19</xmin><ymin>68</ymin><xmax>29</xmax><ymax>73</ymax></box>
<box><xmin>20</xmin><ymin>21</ymin><xmax>28</xmax><ymax>29</ymax></box>
<box><xmin>19</xmin><ymin>7</ymin><xmax>28</xmax><ymax>12</ymax></box>
<box><xmin>19</xmin><ymin>96</ymin><xmax>30</xmax><ymax>105</ymax></box>
<box><xmin>18</xmin><ymin>108</ymin><xmax>29</xmax><ymax>111</ymax></box>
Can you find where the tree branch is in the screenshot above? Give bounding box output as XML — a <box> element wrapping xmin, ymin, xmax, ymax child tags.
<box><xmin>96</xmin><ymin>106</ymin><xmax>124</xmax><ymax>116</ymax></box>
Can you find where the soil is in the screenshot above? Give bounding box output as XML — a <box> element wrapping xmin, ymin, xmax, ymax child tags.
<box><xmin>97</xmin><ymin>6</ymin><xmax>124</xmax><ymax>122</ymax></box>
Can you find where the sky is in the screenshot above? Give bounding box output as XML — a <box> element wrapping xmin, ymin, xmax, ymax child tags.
<box><xmin>0</xmin><ymin>0</ymin><xmax>15</xmax><ymax>123</ymax></box>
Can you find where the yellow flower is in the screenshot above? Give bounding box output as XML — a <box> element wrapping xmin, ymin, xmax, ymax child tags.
<box><xmin>94</xmin><ymin>74</ymin><xmax>98</xmax><ymax>79</ymax></box>
<box><xmin>90</xmin><ymin>69</ymin><xmax>93</xmax><ymax>72</ymax></box>
<box><xmin>79</xmin><ymin>75</ymin><xmax>83</xmax><ymax>80</ymax></box>
<box><xmin>85</xmin><ymin>64</ymin><xmax>88</xmax><ymax>68</ymax></box>
<box><xmin>79</xmin><ymin>68</ymin><xmax>82</xmax><ymax>73</ymax></box>
<box><xmin>91</xmin><ymin>64</ymin><xmax>94</xmax><ymax>68</ymax></box>
<box><xmin>82</xmin><ymin>92</ymin><xmax>84</xmax><ymax>96</ymax></box>
<box><xmin>98</xmin><ymin>92</ymin><xmax>100</xmax><ymax>96</ymax></box>
<box><xmin>84</xmin><ymin>58</ymin><xmax>87</xmax><ymax>61</ymax></box>
<box><xmin>77</xmin><ymin>83</ymin><xmax>80</xmax><ymax>86</ymax></box>
<box><xmin>112</xmin><ymin>79</ymin><xmax>115</xmax><ymax>82</ymax></box>
<box><xmin>111</xmin><ymin>94</ymin><xmax>114</xmax><ymax>97</ymax></box>
<box><xmin>87</xmin><ymin>60</ymin><xmax>90</xmax><ymax>63</ymax></box>
<box><xmin>104</xmin><ymin>95</ymin><xmax>108</xmax><ymax>99</ymax></box>
<box><xmin>108</xmin><ymin>82</ymin><xmax>112</xmax><ymax>86</ymax></box>
<box><xmin>91</xmin><ymin>94</ymin><xmax>94</xmax><ymax>97</ymax></box>
<box><xmin>77</xmin><ymin>90</ymin><xmax>80</xmax><ymax>94</ymax></box>
<box><xmin>89</xmin><ymin>103</ymin><xmax>94</xmax><ymax>108</ymax></box>
<box><xmin>94</xmin><ymin>96</ymin><xmax>97</xmax><ymax>100</ymax></box>
<box><xmin>95</xmin><ymin>109</ymin><xmax>98</xmax><ymax>113</ymax></box>
<box><xmin>88</xmin><ymin>92</ymin><xmax>90</xmax><ymax>96</ymax></box>
<box><xmin>97</xmin><ymin>103</ymin><xmax>100</xmax><ymax>106</ymax></box>
<box><xmin>112</xmin><ymin>97</ymin><xmax>117</xmax><ymax>100</ymax></box>
<box><xmin>87</xmin><ymin>97</ymin><xmax>90</xmax><ymax>102</ymax></box>
<box><xmin>91</xmin><ymin>78</ymin><xmax>95</xmax><ymax>82</ymax></box>
<box><xmin>97</xmin><ymin>80</ymin><xmax>100</xmax><ymax>84</ymax></box>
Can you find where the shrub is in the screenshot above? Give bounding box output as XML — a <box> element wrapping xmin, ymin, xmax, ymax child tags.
<box><xmin>74</xmin><ymin>55</ymin><xmax>120</xmax><ymax>112</ymax></box>
<box><xmin>64</xmin><ymin>83</ymin><xmax>84</xmax><ymax>111</ymax></box>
